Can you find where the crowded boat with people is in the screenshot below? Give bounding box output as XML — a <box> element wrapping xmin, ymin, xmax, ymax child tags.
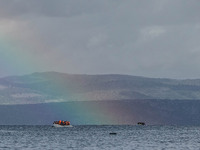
<box><xmin>53</xmin><ymin>120</ymin><xmax>73</xmax><ymax>127</ymax></box>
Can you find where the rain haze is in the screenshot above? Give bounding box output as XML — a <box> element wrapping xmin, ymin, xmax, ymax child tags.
<box><xmin>0</xmin><ymin>0</ymin><xmax>200</xmax><ymax>79</ymax></box>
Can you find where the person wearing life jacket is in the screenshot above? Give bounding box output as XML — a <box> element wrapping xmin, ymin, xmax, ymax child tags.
<box><xmin>59</xmin><ymin>120</ymin><xmax>61</xmax><ymax>125</ymax></box>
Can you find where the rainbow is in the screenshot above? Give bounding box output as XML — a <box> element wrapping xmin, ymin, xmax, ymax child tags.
<box><xmin>47</xmin><ymin>100</ymin><xmax>136</xmax><ymax>125</ymax></box>
<box><xmin>0</xmin><ymin>34</ymin><xmax>138</xmax><ymax>125</ymax></box>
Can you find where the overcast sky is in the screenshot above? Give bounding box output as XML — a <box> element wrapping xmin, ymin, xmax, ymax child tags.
<box><xmin>0</xmin><ymin>0</ymin><xmax>200</xmax><ymax>79</ymax></box>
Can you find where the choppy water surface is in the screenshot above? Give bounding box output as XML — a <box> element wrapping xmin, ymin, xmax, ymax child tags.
<box><xmin>0</xmin><ymin>125</ymin><xmax>200</xmax><ymax>150</ymax></box>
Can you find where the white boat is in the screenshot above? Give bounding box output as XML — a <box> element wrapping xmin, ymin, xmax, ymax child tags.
<box><xmin>52</xmin><ymin>120</ymin><xmax>72</xmax><ymax>127</ymax></box>
<box><xmin>53</xmin><ymin>124</ymin><xmax>73</xmax><ymax>127</ymax></box>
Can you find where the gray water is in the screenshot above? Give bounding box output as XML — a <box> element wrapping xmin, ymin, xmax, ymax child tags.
<box><xmin>0</xmin><ymin>125</ymin><xmax>200</xmax><ymax>150</ymax></box>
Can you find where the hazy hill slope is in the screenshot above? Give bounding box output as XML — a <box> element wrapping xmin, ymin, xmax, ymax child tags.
<box><xmin>1</xmin><ymin>72</ymin><xmax>200</xmax><ymax>104</ymax></box>
<box><xmin>0</xmin><ymin>100</ymin><xmax>200</xmax><ymax>125</ymax></box>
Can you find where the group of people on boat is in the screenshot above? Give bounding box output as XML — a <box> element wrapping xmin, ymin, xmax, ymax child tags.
<box><xmin>53</xmin><ymin>120</ymin><xmax>70</xmax><ymax>125</ymax></box>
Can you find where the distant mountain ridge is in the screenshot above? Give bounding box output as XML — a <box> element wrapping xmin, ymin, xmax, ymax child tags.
<box><xmin>1</xmin><ymin>72</ymin><xmax>200</xmax><ymax>105</ymax></box>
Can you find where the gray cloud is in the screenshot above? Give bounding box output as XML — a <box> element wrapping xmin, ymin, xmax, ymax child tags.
<box><xmin>0</xmin><ymin>0</ymin><xmax>200</xmax><ymax>79</ymax></box>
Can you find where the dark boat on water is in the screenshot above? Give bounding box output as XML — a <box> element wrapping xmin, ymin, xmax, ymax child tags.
<box><xmin>137</xmin><ymin>122</ymin><xmax>145</xmax><ymax>125</ymax></box>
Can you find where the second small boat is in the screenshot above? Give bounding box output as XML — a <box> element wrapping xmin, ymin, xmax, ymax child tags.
<box><xmin>137</xmin><ymin>122</ymin><xmax>145</xmax><ymax>125</ymax></box>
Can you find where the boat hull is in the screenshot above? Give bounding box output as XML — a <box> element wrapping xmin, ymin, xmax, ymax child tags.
<box><xmin>53</xmin><ymin>124</ymin><xmax>73</xmax><ymax>127</ymax></box>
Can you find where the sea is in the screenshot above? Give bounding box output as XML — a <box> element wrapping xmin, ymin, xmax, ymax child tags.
<box><xmin>0</xmin><ymin>125</ymin><xmax>200</xmax><ymax>150</ymax></box>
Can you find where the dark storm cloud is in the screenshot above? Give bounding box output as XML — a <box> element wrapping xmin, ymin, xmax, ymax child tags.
<box><xmin>0</xmin><ymin>0</ymin><xmax>200</xmax><ymax>78</ymax></box>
